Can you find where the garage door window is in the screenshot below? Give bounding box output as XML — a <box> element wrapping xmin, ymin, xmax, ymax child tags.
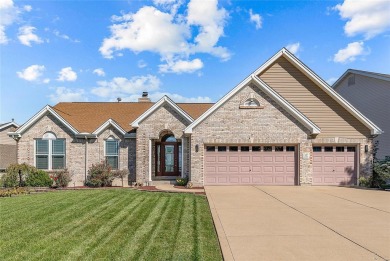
<box><xmin>336</xmin><ymin>147</ymin><xmax>345</xmax><ymax>152</ymax></box>
<box><xmin>313</xmin><ymin>146</ymin><xmax>321</xmax><ymax>152</ymax></box>
<box><xmin>286</xmin><ymin>146</ymin><xmax>295</xmax><ymax>152</ymax></box>
<box><xmin>275</xmin><ymin>146</ymin><xmax>284</xmax><ymax>152</ymax></box>
<box><xmin>229</xmin><ymin>146</ymin><xmax>238</xmax><ymax>152</ymax></box>
<box><xmin>264</xmin><ymin>146</ymin><xmax>272</xmax><ymax>152</ymax></box>
<box><xmin>324</xmin><ymin>146</ymin><xmax>333</xmax><ymax>152</ymax></box>
<box><xmin>206</xmin><ymin>146</ymin><xmax>215</xmax><ymax>152</ymax></box>
<box><xmin>218</xmin><ymin>146</ymin><xmax>227</xmax><ymax>152</ymax></box>
<box><xmin>241</xmin><ymin>146</ymin><xmax>249</xmax><ymax>152</ymax></box>
<box><xmin>347</xmin><ymin>147</ymin><xmax>356</xmax><ymax>152</ymax></box>
<box><xmin>252</xmin><ymin>146</ymin><xmax>261</xmax><ymax>151</ymax></box>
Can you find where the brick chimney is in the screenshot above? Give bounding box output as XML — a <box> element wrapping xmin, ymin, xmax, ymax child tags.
<box><xmin>138</xmin><ymin>92</ymin><xmax>151</xmax><ymax>102</ymax></box>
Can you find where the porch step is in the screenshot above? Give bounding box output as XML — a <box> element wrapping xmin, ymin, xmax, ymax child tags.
<box><xmin>149</xmin><ymin>180</ymin><xmax>177</xmax><ymax>186</ymax></box>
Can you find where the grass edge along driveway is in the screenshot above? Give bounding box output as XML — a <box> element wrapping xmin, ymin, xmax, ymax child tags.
<box><xmin>0</xmin><ymin>189</ymin><xmax>222</xmax><ymax>261</ymax></box>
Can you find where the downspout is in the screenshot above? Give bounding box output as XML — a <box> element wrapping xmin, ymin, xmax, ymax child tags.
<box><xmin>85</xmin><ymin>136</ymin><xmax>88</xmax><ymax>183</ymax></box>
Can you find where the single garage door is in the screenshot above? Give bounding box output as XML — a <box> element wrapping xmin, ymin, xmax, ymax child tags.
<box><xmin>204</xmin><ymin>145</ymin><xmax>296</xmax><ymax>185</ymax></box>
<box><xmin>312</xmin><ymin>145</ymin><xmax>357</xmax><ymax>185</ymax></box>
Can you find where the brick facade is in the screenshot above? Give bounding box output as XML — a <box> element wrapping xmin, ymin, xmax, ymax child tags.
<box><xmin>0</xmin><ymin>126</ymin><xmax>17</xmax><ymax>170</ymax></box>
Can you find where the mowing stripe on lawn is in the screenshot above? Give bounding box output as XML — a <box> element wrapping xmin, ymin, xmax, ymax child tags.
<box><xmin>103</xmin><ymin>193</ymin><xmax>169</xmax><ymax>260</ymax></box>
<box><xmin>25</xmin><ymin>191</ymin><xmax>136</xmax><ymax>260</ymax></box>
<box><xmin>4</xmin><ymin>191</ymin><xmax>126</xmax><ymax>260</ymax></box>
<box><xmin>70</xmin><ymin>195</ymin><xmax>157</xmax><ymax>260</ymax></box>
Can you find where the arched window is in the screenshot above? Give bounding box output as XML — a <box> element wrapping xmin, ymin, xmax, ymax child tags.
<box><xmin>36</xmin><ymin>132</ymin><xmax>65</xmax><ymax>170</ymax></box>
<box><xmin>243</xmin><ymin>98</ymin><xmax>260</xmax><ymax>107</ymax></box>
<box><xmin>162</xmin><ymin>134</ymin><xmax>177</xmax><ymax>142</ymax></box>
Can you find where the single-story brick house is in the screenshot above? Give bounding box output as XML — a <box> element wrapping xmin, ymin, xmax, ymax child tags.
<box><xmin>8</xmin><ymin>48</ymin><xmax>382</xmax><ymax>186</ymax></box>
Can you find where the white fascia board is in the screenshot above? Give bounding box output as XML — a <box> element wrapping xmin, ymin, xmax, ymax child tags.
<box><xmin>131</xmin><ymin>96</ymin><xmax>194</xmax><ymax>128</ymax></box>
<box><xmin>252</xmin><ymin>75</ymin><xmax>321</xmax><ymax>134</ymax></box>
<box><xmin>280</xmin><ymin>50</ymin><xmax>383</xmax><ymax>135</ymax></box>
<box><xmin>0</xmin><ymin>122</ymin><xmax>19</xmax><ymax>131</ymax></box>
<box><xmin>93</xmin><ymin>119</ymin><xmax>126</xmax><ymax>135</ymax></box>
<box><xmin>184</xmin><ymin>76</ymin><xmax>252</xmax><ymax>134</ymax></box>
<box><xmin>15</xmin><ymin>105</ymin><xmax>79</xmax><ymax>135</ymax></box>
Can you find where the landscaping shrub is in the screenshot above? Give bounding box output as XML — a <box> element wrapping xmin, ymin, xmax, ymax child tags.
<box><xmin>370</xmin><ymin>141</ymin><xmax>390</xmax><ymax>188</ymax></box>
<box><xmin>358</xmin><ymin>176</ymin><xmax>370</xmax><ymax>187</ymax></box>
<box><xmin>112</xmin><ymin>169</ymin><xmax>129</xmax><ymax>187</ymax></box>
<box><xmin>50</xmin><ymin>169</ymin><xmax>72</xmax><ymax>188</ymax></box>
<box><xmin>1</xmin><ymin>163</ymin><xmax>37</xmax><ymax>187</ymax></box>
<box><xmin>176</xmin><ymin>177</ymin><xmax>188</xmax><ymax>186</ymax></box>
<box><xmin>0</xmin><ymin>187</ymin><xmax>30</xmax><ymax>197</ymax></box>
<box><xmin>86</xmin><ymin>162</ymin><xmax>114</xmax><ymax>187</ymax></box>
<box><xmin>25</xmin><ymin>170</ymin><xmax>52</xmax><ymax>187</ymax></box>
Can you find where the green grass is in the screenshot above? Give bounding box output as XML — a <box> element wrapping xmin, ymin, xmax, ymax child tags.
<box><xmin>0</xmin><ymin>189</ymin><xmax>222</xmax><ymax>261</ymax></box>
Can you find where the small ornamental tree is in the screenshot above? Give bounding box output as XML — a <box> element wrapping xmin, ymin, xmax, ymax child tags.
<box><xmin>50</xmin><ymin>169</ymin><xmax>72</xmax><ymax>188</ymax></box>
<box><xmin>112</xmin><ymin>169</ymin><xmax>129</xmax><ymax>187</ymax></box>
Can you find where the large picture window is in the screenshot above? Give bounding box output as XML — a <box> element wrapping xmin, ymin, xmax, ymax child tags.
<box><xmin>35</xmin><ymin>135</ymin><xmax>65</xmax><ymax>170</ymax></box>
<box><xmin>106</xmin><ymin>138</ymin><xmax>119</xmax><ymax>169</ymax></box>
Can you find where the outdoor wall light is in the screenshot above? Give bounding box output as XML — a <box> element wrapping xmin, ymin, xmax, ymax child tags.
<box><xmin>365</xmin><ymin>145</ymin><xmax>368</xmax><ymax>153</ymax></box>
<box><xmin>195</xmin><ymin>144</ymin><xmax>199</xmax><ymax>152</ymax></box>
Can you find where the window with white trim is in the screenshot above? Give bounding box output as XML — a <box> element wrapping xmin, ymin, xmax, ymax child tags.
<box><xmin>35</xmin><ymin>133</ymin><xmax>65</xmax><ymax>170</ymax></box>
<box><xmin>105</xmin><ymin>137</ymin><xmax>119</xmax><ymax>169</ymax></box>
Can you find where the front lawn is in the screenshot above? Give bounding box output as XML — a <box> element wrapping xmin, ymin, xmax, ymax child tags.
<box><xmin>0</xmin><ymin>189</ymin><xmax>222</xmax><ymax>261</ymax></box>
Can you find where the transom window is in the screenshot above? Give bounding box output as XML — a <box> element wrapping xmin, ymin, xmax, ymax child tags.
<box><xmin>35</xmin><ymin>133</ymin><xmax>65</xmax><ymax>170</ymax></box>
<box><xmin>106</xmin><ymin>137</ymin><xmax>119</xmax><ymax>169</ymax></box>
<box><xmin>162</xmin><ymin>134</ymin><xmax>177</xmax><ymax>142</ymax></box>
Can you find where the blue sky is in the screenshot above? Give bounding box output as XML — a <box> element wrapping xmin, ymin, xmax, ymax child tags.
<box><xmin>1</xmin><ymin>0</ymin><xmax>389</xmax><ymax>124</ymax></box>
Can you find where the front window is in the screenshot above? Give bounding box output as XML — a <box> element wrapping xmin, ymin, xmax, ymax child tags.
<box><xmin>35</xmin><ymin>137</ymin><xmax>65</xmax><ymax>170</ymax></box>
<box><xmin>106</xmin><ymin>138</ymin><xmax>119</xmax><ymax>169</ymax></box>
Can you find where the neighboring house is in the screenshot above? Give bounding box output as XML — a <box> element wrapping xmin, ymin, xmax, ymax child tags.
<box><xmin>8</xmin><ymin>48</ymin><xmax>382</xmax><ymax>187</ymax></box>
<box><xmin>0</xmin><ymin>120</ymin><xmax>19</xmax><ymax>170</ymax></box>
<box><xmin>333</xmin><ymin>69</ymin><xmax>390</xmax><ymax>160</ymax></box>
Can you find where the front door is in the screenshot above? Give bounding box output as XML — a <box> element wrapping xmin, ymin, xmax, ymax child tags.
<box><xmin>156</xmin><ymin>142</ymin><xmax>182</xmax><ymax>176</ymax></box>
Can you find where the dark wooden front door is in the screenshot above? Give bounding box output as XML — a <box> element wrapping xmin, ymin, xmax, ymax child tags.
<box><xmin>155</xmin><ymin>142</ymin><xmax>182</xmax><ymax>176</ymax></box>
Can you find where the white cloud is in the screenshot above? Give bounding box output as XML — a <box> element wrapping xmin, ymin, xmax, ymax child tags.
<box><xmin>153</xmin><ymin>0</ymin><xmax>183</xmax><ymax>15</ymax></box>
<box><xmin>23</xmin><ymin>5</ymin><xmax>32</xmax><ymax>12</ymax></box>
<box><xmin>49</xmin><ymin>87</ymin><xmax>87</xmax><ymax>103</ymax></box>
<box><xmin>93</xmin><ymin>68</ymin><xmax>105</xmax><ymax>77</ymax></box>
<box><xmin>326</xmin><ymin>77</ymin><xmax>338</xmax><ymax>85</ymax></box>
<box><xmin>333</xmin><ymin>41</ymin><xmax>369</xmax><ymax>63</ymax></box>
<box><xmin>0</xmin><ymin>0</ymin><xmax>19</xmax><ymax>44</ymax></box>
<box><xmin>334</xmin><ymin>0</ymin><xmax>390</xmax><ymax>39</ymax></box>
<box><xmin>159</xmin><ymin>58</ymin><xmax>203</xmax><ymax>73</ymax></box>
<box><xmin>91</xmin><ymin>75</ymin><xmax>161</xmax><ymax>98</ymax></box>
<box><xmin>18</xmin><ymin>26</ymin><xmax>43</xmax><ymax>46</ymax></box>
<box><xmin>100</xmin><ymin>0</ymin><xmax>230</xmax><ymax>73</ymax></box>
<box><xmin>138</xmin><ymin>60</ymin><xmax>147</xmax><ymax>68</ymax></box>
<box><xmin>53</xmin><ymin>29</ymin><xmax>80</xmax><ymax>43</ymax></box>
<box><xmin>249</xmin><ymin>9</ymin><xmax>262</xmax><ymax>29</ymax></box>
<box><xmin>286</xmin><ymin>42</ymin><xmax>301</xmax><ymax>55</ymax></box>
<box><xmin>57</xmin><ymin>67</ymin><xmax>78</xmax><ymax>81</ymax></box>
<box><xmin>17</xmin><ymin>64</ymin><xmax>45</xmax><ymax>82</ymax></box>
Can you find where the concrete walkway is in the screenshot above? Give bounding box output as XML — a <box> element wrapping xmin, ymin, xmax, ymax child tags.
<box><xmin>155</xmin><ymin>184</ymin><xmax>205</xmax><ymax>193</ymax></box>
<box><xmin>206</xmin><ymin>186</ymin><xmax>390</xmax><ymax>261</ymax></box>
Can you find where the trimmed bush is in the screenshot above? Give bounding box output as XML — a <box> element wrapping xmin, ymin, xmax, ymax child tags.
<box><xmin>1</xmin><ymin>163</ymin><xmax>37</xmax><ymax>187</ymax></box>
<box><xmin>86</xmin><ymin>162</ymin><xmax>114</xmax><ymax>187</ymax></box>
<box><xmin>176</xmin><ymin>177</ymin><xmax>188</xmax><ymax>186</ymax></box>
<box><xmin>25</xmin><ymin>170</ymin><xmax>52</xmax><ymax>187</ymax></box>
<box><xmin>0</xmin><ymin>187</ymin><xmax>30</xmax><ymax>197</ymax></box>
<box><xmin>50</xmin><ymin>169</ymin><xmax>72</xmax><ymax>188</ymax></box>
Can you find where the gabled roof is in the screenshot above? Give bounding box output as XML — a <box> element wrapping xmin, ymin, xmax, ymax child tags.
<box><xmin>11</xmin><ymin>105</ymin><xmax>79</xmax><ymax>137</ymax></box>
<box><xmin>184</xmin><ymin>74</ymin><xmax>321</xmax><ymax>135</ymax></box>
<box><xmin>131</xmin><ymin>96</ymin><xmax>194</xmax><ymax>128</ymax></box>
<box><xmin>0</xmin><ymin>122</ymin><xmax>19</xmax><ymax>131</ymax></box>
<box><xmin>92</xmin><ymin>119</ymin><xmax>126</xmax><ymax>135</ymax></box>
<box><xmin>333</xmin><ymin>69</ymin><xmax>390</xmax><ymax>89</ymax></box>
<box><xmin>185</xmin><ymin>48</ymin><xmax>383</xmax><ymax>135</ymax></box>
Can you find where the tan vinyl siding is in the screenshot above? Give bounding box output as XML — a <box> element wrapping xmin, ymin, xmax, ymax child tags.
<box><xmin>0</xmin><ymin>127</ymin><xmax>16</xmax><ymax>145</ymax></box>
<box><xmin>258</xmin><ymin>57</ymin><xmax>371</xmax><ymax>138</ymax></box>
<box><xmin>335</xmin><ymin>74</ymin><xmax>390</xmax><ymax>159</ymax></box>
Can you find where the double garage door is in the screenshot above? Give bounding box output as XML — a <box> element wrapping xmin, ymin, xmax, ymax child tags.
<box><xmin>204</xmin><ymin>145</ymin><xmax>296</xmax><ymax>185</ymax></box>
<box><xmin>204</xmin><ymin>144</ymin><xmax>357</xmax><ymax>186</ymax></box>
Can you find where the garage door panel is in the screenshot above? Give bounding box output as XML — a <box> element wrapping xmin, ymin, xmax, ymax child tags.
<box><xmin>312</xmin><ymin>146</ymin><xmax>357</xmax><ymax>185</ymax></box>
<box><xmin>204</xmin><ymin>145</ymin><xmax>296</xmax><ymax>185</ymax></box>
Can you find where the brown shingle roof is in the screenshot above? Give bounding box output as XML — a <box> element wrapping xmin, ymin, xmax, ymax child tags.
<box><xmin>53</xmin><ymin>102</ymin><xmax>213</xmax><ymax>133</ymax></box>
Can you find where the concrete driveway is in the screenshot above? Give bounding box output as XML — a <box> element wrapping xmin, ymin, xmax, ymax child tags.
<box><xmin>206</xmin><ymin>186</ymin><xmax>390</xmax><ymax>261</ymax></box>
